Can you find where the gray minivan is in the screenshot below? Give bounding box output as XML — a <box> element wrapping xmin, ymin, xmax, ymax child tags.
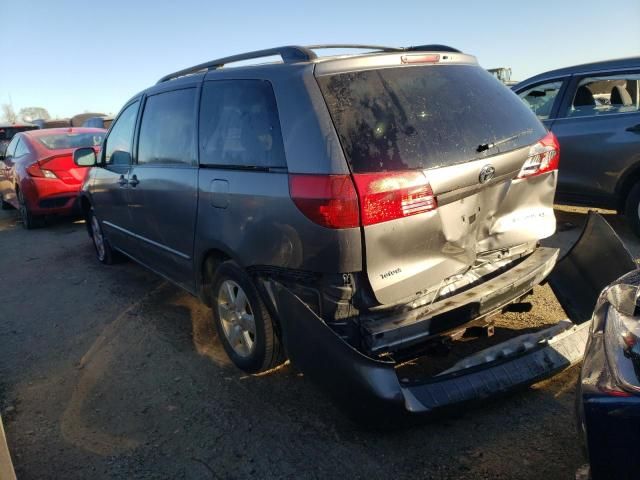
<box><xmin>74</xmin><ymin>45</ymin><xmax>565</xmax><ymax>415</ymax></box>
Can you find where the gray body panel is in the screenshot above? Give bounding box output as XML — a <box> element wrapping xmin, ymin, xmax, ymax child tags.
<box><xmin>193</xmin><ymin>169</ymin><xmax>362</xmax><ymax>275</ymax></box>
<box><xmin>125</xmin><ymin>165</ymin><xmax>198</xmax><ymax>289</ymax></box>
<box><xmin>364</xmin><ymin>147</ymin><xmax>556</xmax><ymax>305</ymax></box>
<box><xmin>91</xmin><ymin>164</ymin><xmax>137</xmax><ymax>253</ymax></box>
<box><xmin>551</xmin><ymin>111</ymin><xmax>640</xmax><ymax>204</ymax></box>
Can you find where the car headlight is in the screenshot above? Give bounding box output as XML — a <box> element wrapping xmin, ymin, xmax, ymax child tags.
<box><xmin>604</xmin><ymin>303</ymin><xmax>640</xmax><ymax>392</ymax></box>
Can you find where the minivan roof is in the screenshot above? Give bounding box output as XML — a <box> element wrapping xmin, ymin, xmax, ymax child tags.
<box><xmin>518</xmin><ymin>56</ymin><xmax>640</xmax><ymax>86</ymax></box>
<box><xmin>156</xmin><ymin>44</ymin><xmax>473</xmax><ymax>84</ymax></box>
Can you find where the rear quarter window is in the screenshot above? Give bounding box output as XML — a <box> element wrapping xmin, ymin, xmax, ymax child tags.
<box><xmin>317</xmin><ymin>65</ymin><xmax>546</xmax><ymax>173</ymax></box>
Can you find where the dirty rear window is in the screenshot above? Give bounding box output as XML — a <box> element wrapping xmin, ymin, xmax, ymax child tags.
<box><xmin>38</xmin><ymin>132</ymin><xmax>105</xmax><ymax>150</ymax></box>
<box><xmin>317</xmin><ymin>65</ymin><xmax>546</xmax><ymax>173</ymax></box>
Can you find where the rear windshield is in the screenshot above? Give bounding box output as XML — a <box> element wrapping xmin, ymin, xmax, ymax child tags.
<box><xmin>317</xmin><ymin>65</ymin><xmax>546</xmax><ymax>173</ymax></box>
<box><xmin>38</xmin><ymin>132</ymin><xmax>105</xmax><ymax>150</ymax></box>
<box><xmin>0</xmin><ymin>126</ymin><xmax>38</xmax><ymax>141</ymax></box>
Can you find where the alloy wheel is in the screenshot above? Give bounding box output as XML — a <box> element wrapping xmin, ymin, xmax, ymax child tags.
<box><xmin>217</xmin><ymin>280</ymin><xmax>256</xmax><ymax>357</ymax></box>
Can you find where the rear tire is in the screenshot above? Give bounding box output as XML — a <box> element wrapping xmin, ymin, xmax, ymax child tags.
<box><xmin>17</xmin><ymin>189</ymin><xmax>41</xmax><ymax>229</ymax></box>
<box><xmin>211</xmin><ymin>261</ymin><xmax>284</xmax><ymax>373</ymax></box>
<box><xmin>624</xmin><ymin>183</ymin><xmax>640</xmax><ymax>236</ymax></box>
<box><xmin>88</xmin><ymin>209</ymin><xmax>118</xmax><ymax>264</ymax></box>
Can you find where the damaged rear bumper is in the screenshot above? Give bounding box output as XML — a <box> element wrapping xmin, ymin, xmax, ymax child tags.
<box><xmin>262</xmin><ymin>213</ymin><xmax>635</xmax><ymax>417</ymax></box>
<box><xmin>269</xmin><ymin>280</ymin><xmax>589</xmax><ymax>416</ymax></box>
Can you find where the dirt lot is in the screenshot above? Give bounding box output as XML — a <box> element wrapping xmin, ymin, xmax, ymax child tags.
<box><xmin>0</xmin><ymin>206</ymin><xmax>637</xmax><ymax>480</ymax></box>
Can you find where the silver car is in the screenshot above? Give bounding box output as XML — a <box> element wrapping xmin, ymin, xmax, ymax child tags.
<box><xmin>73</xmin><ymin>44</ymin><xmax>563</xmax><ymax>416</ymax></box>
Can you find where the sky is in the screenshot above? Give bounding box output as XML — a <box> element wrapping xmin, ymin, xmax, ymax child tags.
<box><xmin>2</xmin><ymin>0</ymin><xmax>639</xmax><ymax>120</ymax></box>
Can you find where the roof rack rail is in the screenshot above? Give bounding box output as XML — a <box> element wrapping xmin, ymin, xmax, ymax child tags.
<box><xmin>157</xmin><ymin>43</ymin><xmax>462</xmax><ymax>84</ymax></box>
<box><xmin>157</xmin><ymin>45</ymin><xmax>316</xmax><ymax>84</ymax></box>
<box><xmin>305</xmin><ymin>44</ymin><xmax>403</xmax><ymax>53</ymax></box>
<box><xmin>406</xmin><ymin>44</ymin><xmax>461</xmax><ymax>53</ymax></box>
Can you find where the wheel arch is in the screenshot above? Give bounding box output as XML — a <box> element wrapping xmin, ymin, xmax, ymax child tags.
<box><xmin>616</xmin><ymin>162</ymin><xmax>640</xmax><ymax>213</ymax></box>
<box><xmin>78</xmin><ymin>193</ymin><xmax>93</xmax><ymax>236</ymax></box>
<box><xmin>198</xmin><ymin>248</ymin><xmax>233</xmax><ymax>306</ymax></box>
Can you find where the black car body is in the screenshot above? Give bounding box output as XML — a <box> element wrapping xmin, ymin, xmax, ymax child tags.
<box><xmin>514</xmin><ymin>57</ymin><xmax>640</xmax><ymax>233</ymax></box>
<box><xmin>578</xmin><ymin>265</ymin><xmax>640</xmax><ymax>480</ymax></box>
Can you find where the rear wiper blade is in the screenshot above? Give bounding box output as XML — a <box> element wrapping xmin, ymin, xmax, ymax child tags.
<box><xmin>476</xmin><ymin>129</ymin><xmax>533</xmax><ymax>153</ymax></box>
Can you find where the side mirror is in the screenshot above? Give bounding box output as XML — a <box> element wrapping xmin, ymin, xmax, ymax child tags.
<box><xmin>74</xmin><ymin>147</ymin><xmax>97</xmax><ymax>167</ymax></box>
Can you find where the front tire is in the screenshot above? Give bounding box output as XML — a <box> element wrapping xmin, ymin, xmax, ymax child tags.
<box><xmin>89</xmin><ymin>209</ymin><xmax>118</xmax><ymax>264</ymax></box>
<box><xmin>624</xmin><ymin>183</ymin><xmax>640</xmax><ymax>236</ymax></box>
<box><xmin>211</xmin><ymin>261</ymin><xmax>284</xmax><ymax>373</ymax></box>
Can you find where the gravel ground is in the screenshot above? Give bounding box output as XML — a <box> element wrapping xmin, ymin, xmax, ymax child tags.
<box><xmin>0</xmin><ymin>205</ymin><xmax>636</xmax><ymax>480</ymax></box>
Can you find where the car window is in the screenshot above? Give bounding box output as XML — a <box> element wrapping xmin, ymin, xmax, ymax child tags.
<box><xmin>517</xmin><ymin>81</ymin><xmax>563</xmax><ymax>120</ymax></box>
<box><xmin>14</xmin><ymin>138</ymin><xmax>30</xmax><ymax>157</ymax></box>
<box><xmin>199</xmin><ymin>80</ymin><xmax>286</xmax><ymax>168</ymax></box>
<box><xmin>567</xmin><ymin>73</ymin><xmax>640</xmax><ymax>118</ymax></box>
<box><xmin>3</xmin><ymin>136</ymin><xmax>19</xmax><ymax>158</ymax></box>
<box><xmin>138</xmin><ymin>88</ymin><xmax>196</xmax><ymax>166</ymax></box>
<box><xmin>104</xmin><ymin>100</ymin><xmax>139</xmax><ymax>165</ymax></box>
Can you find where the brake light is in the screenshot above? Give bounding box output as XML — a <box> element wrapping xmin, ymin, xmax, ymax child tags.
<box><xmin>26</xmin><ymin>163</ymin><xmax>44</xmax><ymax>177</ymax></box>
<box><xmin>289</xmin><ymin>174</ymin><xmax>360</xmax><ymax>228</ymax></box>
<box><xmin>401</xmin><ymin>54</ymin><xmax>440</xmax><ymax>64</ymax></box>
<box><xmin>27</xmin><ymin>163</ymin><xmax>57</xmax><ymax>178</ymax></box>
<box><xmin>353</xmin><ymin>171</ymin><xmax>437</xmax><ymax>226</ymax></box>
<box><xmin>517</xmin><ymin>131</ymin><xmax>560</xmax><ymax>179</ymax></box>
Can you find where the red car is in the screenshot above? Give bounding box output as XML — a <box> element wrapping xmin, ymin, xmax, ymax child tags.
<box><xmin>0</xmin><ymin>127</ymin><xmax>105</xmax><ymax>228</ymax></box>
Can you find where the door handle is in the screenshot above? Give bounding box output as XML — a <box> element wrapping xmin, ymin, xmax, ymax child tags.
<box><xmin>627</xmin><ymin>124</ymin><xmax>640</xmax><ymax>133</ymax></box>
<box><xmin>128</xmin><ymin>175</ymin><xmax>139</xmax><ymax>187</ymax></box>
<box><xmin>118</xmin><ymin>175</ymin><xmax>127</xmax><ymax>187</ymax></box>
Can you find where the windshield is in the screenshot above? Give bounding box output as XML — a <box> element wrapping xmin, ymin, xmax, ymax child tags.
<box><xmin>317</xmin><ymin>65</ymin><xmax>546</xmax><ymax>173</ymax></box>
<box><xmin>37</xmin><ymin>132</ymin><xmax>105</xmax><ymax>150</ymax></box>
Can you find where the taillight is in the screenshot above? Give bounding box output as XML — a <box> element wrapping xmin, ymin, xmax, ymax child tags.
<box><xmin>353</xmin><ymin>171</ymin><xmax>437</xmax><ymax>226</ymax></box>
<box><xmin>26</xmin><ymin>163</ymin><xmax>56</xmax><ymax>178</ymax></box>
<box><xmin>289</xmin><ymin>174</ymin><xmax>360</xmax><ymax>228</ymax></box>
<box><xmin>517</xmin><ymin>131</ymin><xmax>560</xmax><ymax>179</ymax></box>
<box><xmin>401</xmin><ymin>54</ymin><xmax>440</xmax><ymax>64</ymax></box>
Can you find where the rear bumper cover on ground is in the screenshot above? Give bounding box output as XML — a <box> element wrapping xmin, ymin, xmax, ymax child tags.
<box><xmin>264</xmin><ymin>213</ymin><xmax>634</xmax><ymax>417</ymax></box>
<box><xmin>269</xmin><ymin>280</ymin><xmax>588</xmax><ymax>416</ymax></box>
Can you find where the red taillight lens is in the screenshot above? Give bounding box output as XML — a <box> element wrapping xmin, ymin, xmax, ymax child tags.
<box><xmin>517</xmin><ymin>131</ymin><xmax>560</xmax><ymax>179</ymax></box>
<box><xmin>353</xmin><ymin>171</ymin><xmax>437</xmax><ymax>226</ymax></box>
<box><xmin>26</xmin><ymin>163</ymin><xmax>44</xmax><ymax>177</ymax></box>
<box><xmin>289</xmin><ymin>174</ymin><xmax>360</xmax><ymax>229</ymax></box>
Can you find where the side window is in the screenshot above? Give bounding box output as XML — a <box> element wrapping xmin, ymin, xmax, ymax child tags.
<box><xmin>567</xmin><ymin>73</ymin><xmax>640</xmax><ymax>118</ymax></box>
<box><xmin>3</xmin><ymin>136</ymin><xmax>19</xmax><ymax>158</ymax></box>
<box><xmin>104</xmin><ymin>100</ymin><xmax>140</xmax><ymax>165</ymax></box>
<box><xmin>137</xmin><ymin>88</ymin><xmax>196</xmax><ymax>166</ymax></box>
<box><xmin>199</xmin><ymin>80</ymin><xmax>286</xmax><ymax>168</ymax></box>
<box><xmin>518</xmin><ymin>81</ymin><xmax>563</xmax><ymax>120</ymax></box>
<box><xmin>14</xmin><ymin>138</ymin><xmax>30</xmax><ymax>157</ymax></box>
